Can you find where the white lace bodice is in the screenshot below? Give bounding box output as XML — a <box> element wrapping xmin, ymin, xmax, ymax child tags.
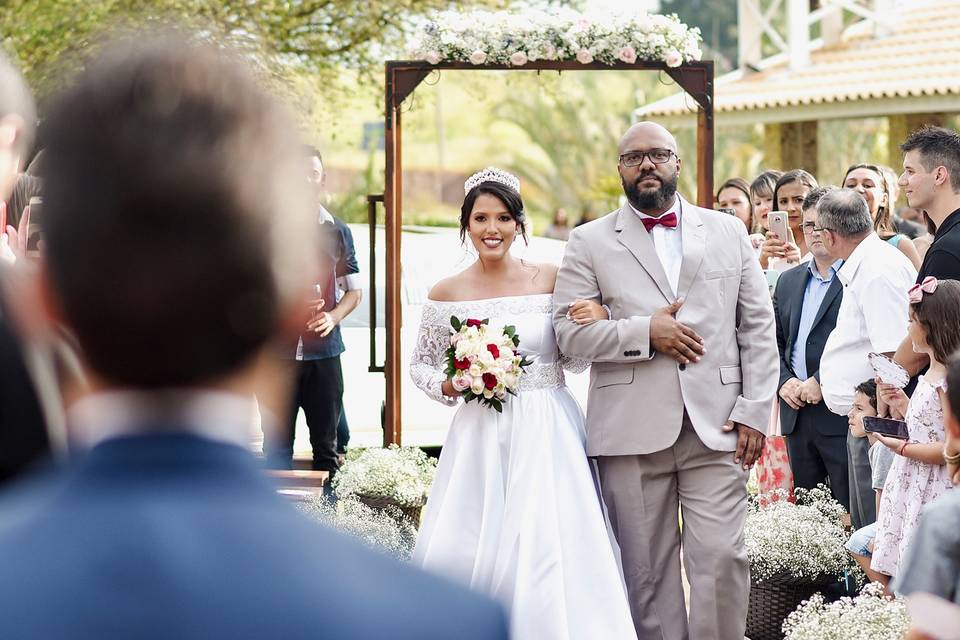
<box><xmin>409</xmin><ymin>293</ymin><xmax>588</xmax><ymax>405</ymax></box>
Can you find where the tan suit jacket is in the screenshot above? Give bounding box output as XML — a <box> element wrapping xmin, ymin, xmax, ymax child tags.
<box><xmin>554</xmin><ymin>196</ymin><xmax>778</xmax><ymax>456</ymax></box>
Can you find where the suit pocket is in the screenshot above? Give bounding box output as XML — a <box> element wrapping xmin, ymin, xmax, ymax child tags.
<box><xmin>596</xmin><ymin>367</ymin><xmax>635</xmax><ymax>388</ymax></box>
<box><xmin>719</xmin><ymin>365</ymin><xmax>742</xmax><ymax>385</ymax></box>
<box><xmin>705</xmin><ymin>267</ymin><xmax>738</xmax><ymax>280</ymax></box>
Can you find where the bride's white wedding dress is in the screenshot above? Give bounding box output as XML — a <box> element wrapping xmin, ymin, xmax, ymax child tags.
<box><xmin>410</xmin><ymin>293</ymin><xmax>637</xmax><ymax>640</ymax></box>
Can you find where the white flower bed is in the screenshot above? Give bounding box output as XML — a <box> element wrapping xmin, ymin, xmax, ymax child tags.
<box><xmin>332</xmin><ymin>445</ymin><xmax>436</xmax><ymax>507</ymax></box>
<box><xmin>300</xmin><ymin>496</ymin><xmax>417</xmax><ymax>560</ymax></box>
<box><xmin>746</xmin><ymin>486</ymin><xmax>853</xmax><ymax>583</ymax></box>
<box><xmin>413</xmin><ymin>8</ymin><xmax>702</xmax><ymax>68</ymax></box>
<box><xmin>782</xmin><ymin>582</ymin><xmax>910</xmax><ymax>639</ymax></box>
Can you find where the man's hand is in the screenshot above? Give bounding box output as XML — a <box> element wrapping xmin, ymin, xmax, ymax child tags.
<box><xmin>307</xmin><ymin>309</ymin><xmax>338</xmax><ymax>337</ymax></box>
<box><xmin>649</xmin><ymin>298</ymin><xmax>705</xmax><ymax>365</ymax></box>
<box><xmin>723</xmin><ymin>421</ymin><xmax>765</xmax><ymax>470</ymax></box>
<box><xmin>798</xmin><ymin>377</ymin><xmax>822</xmax><ymax>405</ymax></box>
<box><xmin>778</xmin><ymin>377</ymin><xmax>806</xmax><ymax>410</ymax></box>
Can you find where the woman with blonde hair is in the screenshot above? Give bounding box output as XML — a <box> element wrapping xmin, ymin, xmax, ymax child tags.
<box><xmin>843</xmin><ymin>163</ymin><xmax>922</xmax><ymax>269</ymax></box>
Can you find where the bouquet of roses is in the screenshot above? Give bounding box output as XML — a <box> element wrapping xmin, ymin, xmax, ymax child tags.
<box><xmin>445</xmin><ymin>316</ymin><xmax>532</xmax><ymax>412</ymax></box>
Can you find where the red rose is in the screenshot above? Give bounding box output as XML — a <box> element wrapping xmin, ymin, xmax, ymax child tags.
<box><xmin>486</xmin><ymin>344</ymin><xmax>500</xmax><ymax>359</ymax></box>
<box><xmin>482</xmin><ymin>372</ymin><xmax>497</xmax><ymax>390</ymax></box>
<box><xmin>466</xmin><ymin>318</ymin><xmax>483</xmax><ymax>328</ymax></box>
<box><xmin>454</xmin><ymin>358</ymin><xmax>470</xmax><ymax>370</ymax></box>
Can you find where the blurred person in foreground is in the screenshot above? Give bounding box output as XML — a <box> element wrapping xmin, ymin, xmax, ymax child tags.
<box><xmin>0</xmin><ymin>36</ymin><xmax>508</xmax><ymax>640</ymax></box>
<box><xmin>0</xmin><ymin>51</ymin><xmax>56</xmax><ymax>485</ymax></box>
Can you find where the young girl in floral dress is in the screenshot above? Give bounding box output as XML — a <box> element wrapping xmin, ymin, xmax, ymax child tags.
<box><xmin>871</xmin><ymin>277</ymin><xmax>960</xmax><ymax>581</ymax></box>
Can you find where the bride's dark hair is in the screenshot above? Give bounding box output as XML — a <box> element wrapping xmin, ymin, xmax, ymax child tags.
<box><xmin>460</xmin><ymin>181</ymin><xmax>529</xmax><ymax>245</ymax></box>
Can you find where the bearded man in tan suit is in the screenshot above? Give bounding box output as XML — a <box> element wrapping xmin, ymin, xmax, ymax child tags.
<box><xmin>554</xmin><ymin>122</ymin><xmax>778</xmax><ymax>640</ymax></box>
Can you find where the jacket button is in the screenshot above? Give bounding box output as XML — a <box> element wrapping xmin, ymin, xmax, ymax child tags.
<box><xmin>679</xmin><ymin>363</ymin><xmax>686</xmax><ymax>371</ymax></box>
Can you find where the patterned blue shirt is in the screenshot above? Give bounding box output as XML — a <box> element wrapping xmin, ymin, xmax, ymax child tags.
<box><xmin>790</xmin><ymin>259</ymin><xmax>842</xmax><ymax>380</ymax></box>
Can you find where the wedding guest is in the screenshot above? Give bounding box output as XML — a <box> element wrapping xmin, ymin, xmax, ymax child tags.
<box><xmin>760</xmin><ymin>169</ymin><xmax>818</xmax><ymax>270</ymax></box>
<box><xmin>750</xmin><ymin>169</ymin><xmax>782</xmax><ymax>266</ymax></box>
<box><xmin>843</xmin><ymin>163</ymin><xmax>922</xmax><ymax>269</ymax></box>
<box><xmin>895</xmin><ymin>127</ymin><xmax>960</xmax><ymax>378</ymax></box>
<box><xmin>896</xmin><ymin>352</ymin><xmax>960</xmax><ymax>602</ymax></box>
<box><xmin>263</xmin><ymin>146</ymin><xmax>361</xmax><ymax>481</ymax></box>
<box><xmin>543</xmin><ymin>207</ymin><xmax>571</xmax><ymax>240</ymax></box>
<box><xmin>818</xmin><ymin>189</ymin><xmax>917</xmax><ymax>529</ymax></box>
<box><xmin>845</xmin><ymin>379</ymin><xmax>895</xmax><ymax>587</ymax></box>
<box><xmin>870</xmin><ymin>278</ymin><xmax>960</xmax><ymax>583</ymax></box>
<box><xmin>773</xmin><ymin>186</ymin><xmax>848</xmax><ymax>506</ymax></box>
<box><xmin>0</xmin><ymin>37</ymin><xmax>507</xmax><ymax>639</ymax></box>
<box><xmin>716</xmin><ymin>177</ymin><xmax>754</xmax><ymax>232</ymax></box>
<box><xmin>0</xmin><ymin>51</ymin><xmax>52</xmax><ymax>487</ymax></box>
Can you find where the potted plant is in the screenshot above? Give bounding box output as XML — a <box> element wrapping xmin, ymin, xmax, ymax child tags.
<box><xmin>745</xmin><ymin>486</ymin><xmax>857</xmax><ymax>640</ymax></box>
<box><xmin>782</xmin><ymin>582</ymin><xmax>909</xmax><ymax>639</ymax></box>
<box><xmin>331</xmin><ymin>445</ymin><xmax>437</xmax><ymax>527</ymax></box>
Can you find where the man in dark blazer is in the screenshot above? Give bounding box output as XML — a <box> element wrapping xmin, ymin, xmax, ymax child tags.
<box><xmin>773</xmin><ymin>187</ymin><xmax>850</xmax><ymax>509</ymax></box>
<box><xmin>0</xmin><ymin>38</ymin><xmax>508</xmax><ymax>640</ymax></box>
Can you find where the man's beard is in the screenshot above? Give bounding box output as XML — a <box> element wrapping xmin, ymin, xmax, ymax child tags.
<box><xmin>623</xmin><ymin>170</ymin><xmax>679</xmax><ymax>211</ymax></box>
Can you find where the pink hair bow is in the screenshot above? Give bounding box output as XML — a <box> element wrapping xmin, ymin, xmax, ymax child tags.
<box><xmin>908</xmin><ymin>276</ymin><xmax>938</xmax><ymax>303</ymax></box>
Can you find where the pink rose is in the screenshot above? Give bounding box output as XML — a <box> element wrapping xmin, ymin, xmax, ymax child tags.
<box><xmin>543</xmin><ymin>44</ymin><xmax>557</xmax><ymax>60</ymax></box>
<box><xmin>576</xmin><ymin>49</ymin><xmax>593</xmax><ymax>64</ymax></box>
<box><xmin>509</xmin><ymin>51</ymin><xmax>528</xmax><ymax>66</ymax></box>
<box><xmin>425</xmin><ymin>51</ymin><xmax>442</xmax><ymax>65</ymax></box>
<box><xmin>469</xmin><ymin>50</ymin><xmax>487</xmax><ymax>65</ymax></box>
<box><xmin>452</xmin><ymin>374</ymin><xmax>471</xmax><ymax>392</ymax></box>
<box><xmin>665</xmin><ymin>50</ymin><xmax>683</xmax><ymax>67</ymax></box>
<box><xmin>618</xmin><ymin>46</ymin><xmax>637</xmax><ymax>64</ymax></box>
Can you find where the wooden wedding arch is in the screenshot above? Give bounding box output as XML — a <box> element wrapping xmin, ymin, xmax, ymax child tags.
<box><xmin>369</xmin><ymin>59</ymin><xmax>715</xmax><ymax>446</ymax></box>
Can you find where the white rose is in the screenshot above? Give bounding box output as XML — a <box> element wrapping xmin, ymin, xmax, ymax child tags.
<box><xmin>471</xmin><ymin>377</ymin><xmax>486</xmax><ymax>395</ymax></box>
<box><xmin>665</xmin><ymin>50</ymin><xmax>683</xmax><ymax>67</ymax></box>
<box><xmin>469</xmin><ymin>363</ymin><xmax>483</xmax><ymax>377</ymax></box>
<box><xmin>482</xmin><ymin>388</ymin><xmax>495</xmax><ymax>399</ymax></box>
<box><xmin>479</xmin><ymin>350</ymin><xmax>495</xmax><ymax>366</ymax></box>
<box><xmin>509</xmin><ymin>51</ymin><xmax>528</xmax><ymax>66</ymax></box>
<box><xmin>469</xmin><ymin>50</ymin><xmax>488</xmax><ymax>65</ymax></box>
<box><xmin>576</xmin><ymin>49</ymin><xmax>593</xmax><ymax>64</ymax></box>
<box><xmin>425</xmin><ymin>51</ymin><xmax>442</xmax><ymax>65</ymax></box>
<box><xmin>452</xmin><ymin>374</ymin><xmax>471</xmax><ymax>392</ymax></box>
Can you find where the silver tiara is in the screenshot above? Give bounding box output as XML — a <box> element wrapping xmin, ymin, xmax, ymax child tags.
<box><xmin>464</xmin><ymin>167</ymin><xmax>520</xmax><ymax>195</ymax></box>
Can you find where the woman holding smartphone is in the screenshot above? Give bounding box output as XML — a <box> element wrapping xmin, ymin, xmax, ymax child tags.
<box><xmin>759</xmin><ymin>169</ymin><xmax>818</xmax><ymax>270</ymax></box>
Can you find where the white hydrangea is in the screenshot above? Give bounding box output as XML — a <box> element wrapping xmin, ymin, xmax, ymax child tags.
<box><xmin>413</xmin><ymin>9</ymin><xmax>702</xmax><ymax>67</ymax></box>
<box><xmin>332</xmin><ymin>445</ymin><xmax>437</xmax><ymax>507</ymax></box>
<box><xmin>782</xmin><ymin>582</ymin><xmax>910</xmax><ymax>640</ymax></box>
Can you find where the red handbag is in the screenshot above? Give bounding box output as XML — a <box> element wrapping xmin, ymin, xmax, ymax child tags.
<box><xmin>755</xmin><ymin>398</ymin><xmax>795</xmax><ymax>505</ymax></box>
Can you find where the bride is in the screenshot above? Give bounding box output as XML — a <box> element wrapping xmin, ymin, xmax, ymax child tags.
<box><xmin>410</xmin><ymin>168</ymin><xmax>637</xmax><ymax>639</ymax></box>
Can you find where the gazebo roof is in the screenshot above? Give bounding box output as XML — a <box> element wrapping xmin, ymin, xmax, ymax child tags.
<box><xmin>636</xmin><ymin>0</ymin><xmax>960</xmax><ymax>126</ymax></box>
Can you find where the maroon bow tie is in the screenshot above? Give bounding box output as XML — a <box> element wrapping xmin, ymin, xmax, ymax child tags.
<box><xmin>641</xmin><ymin>212</ymin><xmax>678</xmax><ymax>233</ymax></box>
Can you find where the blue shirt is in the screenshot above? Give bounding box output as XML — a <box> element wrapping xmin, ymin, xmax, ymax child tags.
<box><xmin>790</xmin><ymin>259</ymin><xmax>842</xmax><ymax>380</ymax></box>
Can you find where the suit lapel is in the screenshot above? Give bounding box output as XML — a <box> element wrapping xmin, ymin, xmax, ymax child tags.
<box><xmin>810</xmin><ymin>276</ymin><xmax>842</xmax><ymax>332</ymax></box>
<box><xmin>786</xmin><ymin>268</ymin><xmax>807</xmax><ymax>354</ymax></box>
<box><xmin>615</xmin><ymin>206</ymin><xmax>674</xmax><ymax>303</ymax></box>
<box><xmin>676</xmin><ymin>198</ymin><xmax>705</xmax><ymax>301</ymax></box>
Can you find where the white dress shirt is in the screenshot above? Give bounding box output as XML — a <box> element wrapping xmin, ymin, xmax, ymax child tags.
<box><xmin>820</xmin><ymin>233</ymin><xmax>918</xmax><ymax>415</ymax></box>
<box><xmin>69</xmin><ymin>389</ymin><xmax>260</xmax><ymax>450</ymax></box>
<box><xmin>629</xmin><ymin>196</ymin><xmax>683</xmax><ymax>295</ymax></box>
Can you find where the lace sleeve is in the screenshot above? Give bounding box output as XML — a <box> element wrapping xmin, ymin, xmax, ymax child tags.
<box><xmin>410</xmin><ymin>303</ymin><xmax>459</xmax><ymax>406</ymax></box>
<box><xmin>560</xmin><ymin>353</ymin><xmax>591</xmax><ymax>374</ymax></box>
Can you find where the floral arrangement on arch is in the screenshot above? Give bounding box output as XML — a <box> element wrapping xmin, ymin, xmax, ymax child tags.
<box><xmin>412</xmin><ymin>8</ymin><xmax>702</xmax><ymax>68</ymax></box>
<box><xmin>782</xmin><ymin>582</ymin><xmax>910</xmax><ymax>639</ymax></box>
<box><xmin>745</xmin><ymin>485</ymin><xmax>856</xmax><ymax>583</ymax></box>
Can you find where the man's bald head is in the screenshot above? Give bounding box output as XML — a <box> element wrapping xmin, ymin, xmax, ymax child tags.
<box><xmin>619</xmin><ymin>121</ymin><xmax>678</xmax><ymax>155</ymax></box>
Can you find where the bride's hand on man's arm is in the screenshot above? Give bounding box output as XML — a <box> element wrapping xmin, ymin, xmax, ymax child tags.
<box><xmin>567</xmin><ymin>299</ymin><xmax>609</xmax><ymax>325</ymax></box>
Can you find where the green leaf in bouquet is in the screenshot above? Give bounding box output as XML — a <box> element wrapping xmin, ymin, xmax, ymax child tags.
<box><xmin>504</xmin><ymin>325</ymin><xmax>516</xmax><ymax>338</ymax></box>
<box><xmin>512</xmin><ymin>336</ymin><xmax>521</xmax><ymax>348</ymax></box>
<box><xmin>450</xmin><ymin>316</ymin><xmax>462</xmax><ymax>332</ymax></box>
<box><xmin>490</xmin><ymin>398</ymin><xmax>503</xmax><ymax>413</ymax></box>
<box><xmin>481</xmin><ymin>318</ymin><xmax>489</xmax><ymax>325</ymax></box>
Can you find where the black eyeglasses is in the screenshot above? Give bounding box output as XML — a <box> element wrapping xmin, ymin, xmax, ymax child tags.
<box><xmin>800</xmin><ymin>222</ymin><xmax>818</xmax><ymax>233</ymax></box>
<box><xmin>619</xmin><ymin>149</ymin><xmax>675</xmax><ymax>167</ymax></box>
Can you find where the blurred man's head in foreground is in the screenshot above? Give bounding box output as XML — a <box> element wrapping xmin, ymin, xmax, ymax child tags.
<box><xmin>40</xmin><ymin>36</ymin><xmax>318</xmax><ymax>389</ymax></box>
<box><xmin>0</xmin><ymin>51</ymin><xmax>36</xmax><ymax>200</ymax></box>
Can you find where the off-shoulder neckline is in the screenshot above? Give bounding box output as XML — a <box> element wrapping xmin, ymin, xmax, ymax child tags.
<box><xmin>425</xmin><ymin>292</ymin><xmax>553</xmax><ymax>304</ymax></box>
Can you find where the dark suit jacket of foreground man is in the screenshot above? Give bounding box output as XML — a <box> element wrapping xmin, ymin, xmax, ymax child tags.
<box><xmin>0</xmin><ymin>433</ymin><xmax>507</xmax><ymax>639</ymax></box>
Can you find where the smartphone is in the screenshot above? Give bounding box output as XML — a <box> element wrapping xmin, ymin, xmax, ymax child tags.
<box><xmin>862</xmin><ymin>415</ymin><xmax>909</xmax><ymax>440</ymax></box>
<box><xmin>768</xmin><ymin>211</ymin><xmax>793</xmax><ymax>243</ymax></box>
<box><xmin>26</xmin><ymin>196</ymin><xmax>42</xmax><ymax>252</ymax></box>
<box><xmin>718</xmin><ymin>207</ymin><xmax>736</xmax><ymax>216</ymax></box>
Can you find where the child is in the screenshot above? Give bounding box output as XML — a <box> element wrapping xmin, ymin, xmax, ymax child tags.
<box><xmin>870</xmin><ymin>277</ymin><xmax>960</xmax><ymax>581</ymax></box>
<box><xmin>894</xmin><ymin>349</ymin><xmax>960</xmax><ymax>602</ymax></box>
<box><xmin>845</xmin><ymin>379</ymin><xmax>895</xmax><ymax>586</ymax></box>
